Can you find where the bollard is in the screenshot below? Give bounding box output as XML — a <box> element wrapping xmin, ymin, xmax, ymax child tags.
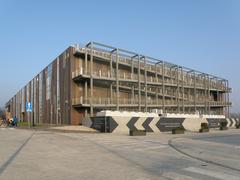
<box><xmin>236</xmin><ymin>123</ymin><xmax>240</xmax><ymax>129</ymax></box>
<box><xmin>129</xmin><ymin>130</ymin><xmax>146</xmax><ymax>136</ymax></box>
<box><xmin>172</xmin><ymin>127</ymin><xmax>185</xmax><ymax>134</ymax></box>
<box><xmin>199</xmin><ymin>123</ymin><xmax>209</xmax><ymax>133</ymax></box>
<box><xmin>220</xmin><ymin>121</ymin><xmax>228</xmax><ymax>130</ymax></box>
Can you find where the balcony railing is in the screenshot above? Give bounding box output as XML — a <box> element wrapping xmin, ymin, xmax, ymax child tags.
<box><xmin>72</xmin><ymin>97</ymin><xmax>231</xmax><ymax>107</ymax></box>
<box><xmin>72</xmin><ymin>68</ymin><xmax>219</xmax><ymax>88</ymax></box>
<box><xmin>74</xmin><ymin>47</ymin><xmax>229</xmax><ymax>92</ymax></box>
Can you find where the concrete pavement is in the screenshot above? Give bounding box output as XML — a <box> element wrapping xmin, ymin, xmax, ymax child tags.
<box><xmin>0</xmin><ymin>128</ymin><xmax>240</xmax><ymax>180</ymax></box>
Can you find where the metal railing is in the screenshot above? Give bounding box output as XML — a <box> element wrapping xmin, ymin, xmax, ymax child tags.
<box><xmin>73</xmin><ymin>47</ymin><xmax>229</xmax><ymax>91</ymax></box>
<box><xmin>72</xmin><ymin>96</ymin><xmax>231</xmax><ymax>107</ymax></box>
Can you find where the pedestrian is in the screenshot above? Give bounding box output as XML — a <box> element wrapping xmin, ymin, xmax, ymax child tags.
<box><xmin>13</xmin><ymin>116</ymin><xmax>18</xmax><ymax>127</ymax></box>
<box><xmin>3</xmin><ymin>117</ymin><xmax>6</xmax><ymax>124</ymax></box>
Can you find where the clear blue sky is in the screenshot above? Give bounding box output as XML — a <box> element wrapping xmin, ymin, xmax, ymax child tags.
<box><xmin>0</xmin><ymin>0</ymin><xmax>239</xmax><ymax>113</ymax></box>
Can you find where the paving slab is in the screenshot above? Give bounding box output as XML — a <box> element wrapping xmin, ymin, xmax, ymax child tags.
<box><xmin>0</xmin><ymin>128</ymin><xmax>240</xmax><ymax>179</ymax></box>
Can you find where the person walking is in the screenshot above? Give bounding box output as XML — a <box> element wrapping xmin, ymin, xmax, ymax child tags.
<box><xmin>13</xmin><ymin>116</ymin><xmax>18</xmax><ymax>127</ymax></box>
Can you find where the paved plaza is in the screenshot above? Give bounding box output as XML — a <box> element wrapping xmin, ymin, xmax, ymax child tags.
<box><xmin>0</xmin><ymin>128</ymin><xmax>240</xmax><ymax>180</ymax></box>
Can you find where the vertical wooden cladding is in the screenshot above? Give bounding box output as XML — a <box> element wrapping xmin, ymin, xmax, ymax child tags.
<box><xmin>41</xmin><ymin>48</ymin><xmax>72</xmax><ymax>125</ymax></box>
<box><xmin>34</xmin><ymin>75</ymin><xmax>39</xmax><ymax>124</ymax></box>
<box><xmin>6</xmin><ymin>46</ymin><xmax>76</xmax><ymax>125</ymax></box>
<box><xmin>51</xmin><ymin>60</ymin><xmax>57</xmax><ymax>124</ymax></box>
<box><xmin>57</xmin><ymin>47</ymin><xmax>72</xmax><ymax>125</ymax></box>
<box><xmin>71</xmin><ymin>47</ymin><xmax>83</xmax><ymax>125</ymax></box>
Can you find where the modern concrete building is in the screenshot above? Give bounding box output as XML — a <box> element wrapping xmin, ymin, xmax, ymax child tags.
<box><xmin>5</xmin><ymin>42</ymin><xmax>232</xmax><ymax>125</ymax></box>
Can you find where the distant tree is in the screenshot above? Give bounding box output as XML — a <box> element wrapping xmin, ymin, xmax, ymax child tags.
<box><xmin>230</xmin><ymin>112</ymin><xmax>240</xmax><ymax>119</ymax></box>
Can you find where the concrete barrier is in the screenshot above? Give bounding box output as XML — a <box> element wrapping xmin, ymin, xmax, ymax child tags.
<box><xmin>82</xmin><ymin>111</ymin><xmax>239</xmax><ymax>134</ymax></box>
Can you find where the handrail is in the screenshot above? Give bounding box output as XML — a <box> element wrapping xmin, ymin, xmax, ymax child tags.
<box><xmin>72</xmin><ymin>97</ymin><xmax>231</xmax><ymax>107</ymax></box>
<box><xmin>73</xmin><ymin>47</ymin><xmax>228</xmax><ymax>91</ymax></box>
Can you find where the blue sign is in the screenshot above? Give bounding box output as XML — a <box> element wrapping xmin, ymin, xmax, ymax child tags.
<box><xmin>26</xmin><ymin>102</ymin><xmax>32</xmax><ymax>112</ymax></box>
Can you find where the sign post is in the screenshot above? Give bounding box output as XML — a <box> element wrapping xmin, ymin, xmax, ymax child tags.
<box><xmin>26</xmin><ymin>102</ymin><xmax>32</xmax><ymax>128</ymax></box>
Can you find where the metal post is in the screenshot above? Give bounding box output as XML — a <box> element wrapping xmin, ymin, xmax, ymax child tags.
<box><xmin>90</xmin><ymin>42</ymin><xmax>93</xmax><ymax>116</ymax></box>
<box><xmin>131</xmin><ymin>86</ymin><xmax>134</xmax><ymax>104</ymax></box>
<box><xmin>181</xmin><ymin>67</ymin><xmax>184</xmax><ymax>113</ymax></box>
<box><xmin>177</xmin><ymin>66</ymin><xmax>180</xmax><ymax>113</ymax></box>
<box><xmin>84</xmin><ymin>81</ymin><xmax>88</xmax><ymax>103</ymax></box>
<box><xmin>194</xmin><ymin>71</ymin><xmax>197</xmax><ymax>112</ymax></box>
<box><xmin>224</xmin><ymin>80</ymin><xmax>227</xmax><ymax>117</ymax></box>
<box><xmin>110</xmin><ymin>83</ymin><xmax>113</xmax><ymax>104</ymax></box>
<box><xmin>84</xmin><ymin>49</ymin><xmax>88</xmax><ymax>104</ymax></box>
<box><xmin>227</xmin><ymin>80</ymin><xmax>230</xmax><ymax>117</ymax></box>
<box><xmin>138</xmin><ymin>55</ymin><xmax>141</xmax><ymax>111</ymax></box>
<box><xmin>28</xmin><ymin>111</ymin><xmax>30</xmax><ymax>128</ymax></box>
<box><xmin>116</xmin><ymin>49</ymin><xmax>119</xmax><ymax>111</ymax></box>
<box><xmin>85</xmin><ymin>48</ymin><xmax>88</xmax><ymax>74</ymax></box>
<box><xmin>131</xmin><ymin>57</ymin><xmax>134</xmax><ymax>79</ymax></box>
<box><xmin>131</xmin><ymin>57</ymin><xmax>134</xmax><ymax>104</ymax></box>
<box><xmin>110</xmin><ymin>53</ymin><xmax>113</xmax><ymax>104</ymax></box>
<box><xmin>110</xmin><ymin>53</ymin><xmax>113</xmax><ymax>78</ymax></box>
<box><xmin>204</xmin><ymin>75</ymin><xmax>207</xmax><ymax>114</ymax></box>
<box><xmin>155</xmin><ymin>64</ymin><xmax>158</xmax><ymax>106</ymax></box>
<box><xmin>162</xmin><ymin>62</ymin><xmax>165</xmax><ymax>113</ymax></box>
<box><xmin>170</xmin><ymin>68</ymin><xmax>173</xmax><ymax>104</ymax></box>
<box><xmin>144</xmin><ymin>57</ymin><xmax>147</xmax><ymax>112</ymax></box>
<box><xmin>208</xmin><ymin>76</ymin><xmax>211</xmax><ymax>114</ymax></box>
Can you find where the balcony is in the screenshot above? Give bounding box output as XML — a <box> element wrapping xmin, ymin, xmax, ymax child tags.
<box><xmin>73</xmin><ymin>46</ymin><xmax>230</xmax><ymax>92</ymax></box>
<box><xmin>72</xmin><ymin>69</ymin><xmax>228</xmax><ymax>93</ymax></box>
<box><xmin>72</xmin><ymin>97</ymin><xmax>165</xmax><ymax>107</ymax></box>
<box><xmin>209</xmin><ymin>101</ymin><xmax>232</xmax><ymax>107</ymax></box>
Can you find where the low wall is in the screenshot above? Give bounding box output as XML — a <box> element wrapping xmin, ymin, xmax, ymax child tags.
<box><xmin>206</xmin><ymin>118</ymin><xmax>239</xmax><ymax>128</ymax></box>
<box><xmin>86</xmin><ymin>116</ymin><xmax>211</xmax><ymax>133</ymax></box>
<box><xmin>82</xmin><ymin>111</ymin><xmax>239</xmax><ymax>134</ymax></box>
